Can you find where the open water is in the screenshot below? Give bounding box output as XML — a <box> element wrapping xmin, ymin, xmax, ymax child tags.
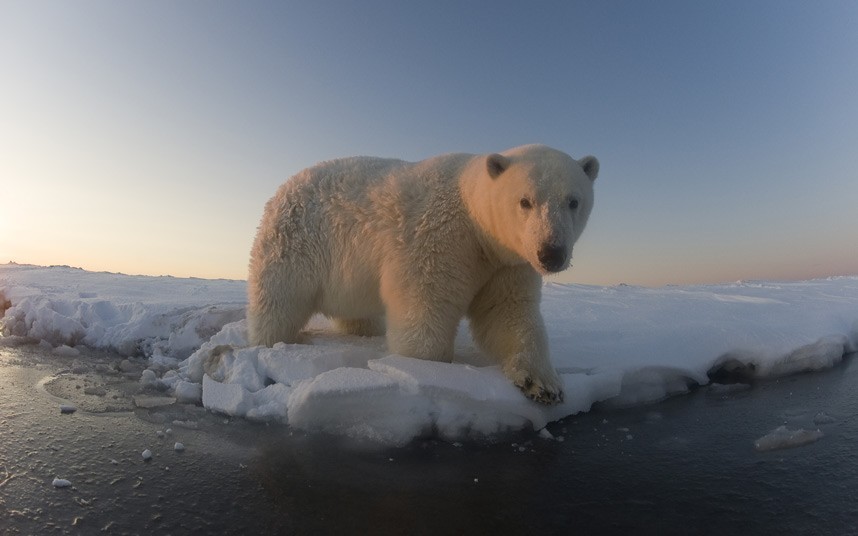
<box><xmin>1</xmin><ymin>343</ymin><xmax>856</xmax><ymax>535</ymax></box>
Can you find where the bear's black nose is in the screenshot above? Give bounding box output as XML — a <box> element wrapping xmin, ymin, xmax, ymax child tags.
<box><xmin>537</xmin><ymin>245</ymin><xmax>567</xmax><ymax>272</ymax></box>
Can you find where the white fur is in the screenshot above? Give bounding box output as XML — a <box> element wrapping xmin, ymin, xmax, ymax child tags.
<box><xmin>247</xmin><ymin>144</ymin><xmax>598</xmax><ymax>403</ymax></box>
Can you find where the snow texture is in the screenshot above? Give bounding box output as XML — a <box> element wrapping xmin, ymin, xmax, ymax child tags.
<box><xmin>2</xmin><ymin>264</ymin><xmax>858</xmax><ymax>445</ymax></box>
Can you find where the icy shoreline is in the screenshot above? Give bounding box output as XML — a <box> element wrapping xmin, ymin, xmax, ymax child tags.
<box><xmin>2</xmin><ymin>263</ymin><xmax>857</xmax><ymax>444</ymax></box>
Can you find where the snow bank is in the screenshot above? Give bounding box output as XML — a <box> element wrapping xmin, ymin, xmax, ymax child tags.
<box><xmin>2</xmin><ymin>263</ymin><xmax>857</xmax><ymax>445</ymax></box>
<box><xmin>0</xmin><ymin>264</ymin><xmax>246</xmax><ymax>358</ymax></box>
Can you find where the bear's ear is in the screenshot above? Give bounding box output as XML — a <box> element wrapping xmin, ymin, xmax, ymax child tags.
<box><xmin>486</xmin><ymin>153</ymin><xmax>510</xmax><ymax>179</ymax></box>
<box><xmin>579</xmin><ymin>155</ymin><xmax>599</xmax><ymax>181</ymax></box>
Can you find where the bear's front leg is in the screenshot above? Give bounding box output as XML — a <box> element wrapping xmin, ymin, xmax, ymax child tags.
<box><xmin>381</xmin><ymin>271</ymin><xmax>461</xmax><ymax>363</ymax></box>
<box><xmin>468</xmin><ymin>266</ymin><xmax>564</xmax><ymax>404</ymax></box>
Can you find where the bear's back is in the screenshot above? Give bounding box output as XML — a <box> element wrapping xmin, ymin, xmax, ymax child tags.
<box><xmin>279</xmin><ymin>152</ymin><xmax>473</xmax><ymax>223</ymax></box>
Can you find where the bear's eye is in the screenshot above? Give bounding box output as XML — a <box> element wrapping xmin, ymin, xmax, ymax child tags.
<box><xmin>519</xmin><ymin>198</ymin><xmax>533</xmax><ymax>210</ymax></box>
<box><xmin>568</xmin><ymin>198</ymin><xmax>579</xmax><ymax>210</ymax></box>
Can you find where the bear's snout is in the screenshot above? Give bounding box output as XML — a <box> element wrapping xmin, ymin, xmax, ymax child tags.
<box><xmin>537</xmin><ymin>245</ymin><xmax>567</xmax><ymax>273</ymax></box>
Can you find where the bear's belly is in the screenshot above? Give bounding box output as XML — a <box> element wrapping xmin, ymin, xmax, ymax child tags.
<box><xmin>317</xmin><ymin>271</ymin><xmax>385</xmax><ymax>319</ymax></box>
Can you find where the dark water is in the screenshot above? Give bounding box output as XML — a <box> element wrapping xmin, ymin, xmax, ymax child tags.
<box><xmin>1</xmin><ymin>343</ymin><xmax>856</xmax><ymax>535</ymax></box>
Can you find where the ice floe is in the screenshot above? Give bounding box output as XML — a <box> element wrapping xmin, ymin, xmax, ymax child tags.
<box><xmin>2</xmin><ymin>264</ymin><xmax>857</xmax><ymax>445</ymax></box>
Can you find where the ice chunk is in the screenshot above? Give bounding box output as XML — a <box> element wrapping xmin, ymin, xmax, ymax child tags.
<box><xmin>140</xmin><ymin>369</ymin><xmax>158</xmax><ymax>386</ymax></box>
<box><xmin>202</xmin><ymin>374</ymin><xmax>254</xmax><ymax>416</ymax></box>
<box><xmin>52</xmin><ymin>344</ymin><xmax>80</xmax><ymax>357</ymax></box>
<box><xmin>368</xmin><ymin>356</ymin><xmax>549</xmax><ymax>435</ymax></box>
<box><xmin>603</xmin><ymin>367</ymin><xmax>699</xmax><ymax>408</ymax></box>
<box><xmin>174</xmin><ymin>380</ymin><xmax>202</xmax><ymax>403</ymax></box>
<box><xmin>754</xmin><ymin>426</ymin><xmax>824</xmax><ymax>452</ymax></box>
<box><xmin>257</xmin><ymin>344</ymin><xmax>379</xmax><ymax>385</ymax></box>
<box><xmin>760</xmin><ymin>335</ymin><xmax>849</xmax><ymax>377</ymax></box>
<box><xmin>244</xmin><ymin>383</ymin><xmax>291</xmax><ymax>420</ymax></box>
<box><xmin>287</xmin><ymin>367</ymin><xmax>428</xmax><ymax>445</ymax></box>
<box><xmin>369</xmin><ymin>355</ymin><xmax>517</xmax><ymax>399</ymax></box>
<box><xmin>813</xmin><ymin>412</ymin><xmax>837</xmax><ymax>425</ymax></box>
<box><xmin>179</xmin><ymin>320</ymin><xmax>250</xmax><ymax>383</ymax></box>
<box><xmin>538</xmin><ymin>428</ymin><xmax>554</xmax><ymax>440</ymax></box>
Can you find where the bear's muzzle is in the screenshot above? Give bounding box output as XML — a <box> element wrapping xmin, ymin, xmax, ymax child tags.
<box><xmin>537</xmin><ymin>245</ymin><xmax>567</xmax><ymax>273</ymax></box>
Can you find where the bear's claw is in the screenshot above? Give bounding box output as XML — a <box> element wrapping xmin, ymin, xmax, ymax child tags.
<box><xmin>529</xmin><ymin>386</ymin><xmax>564</xmax><ymax>405</ymax></box>
<box><xmin>509</xmin><ymin>369</ymin><xmax>564</xmax><ymax>405</ymax></box>
<box><xmin>518</xmin><ymin>379</ymin><xmax>564</xmax><ymax>405</ymax></box>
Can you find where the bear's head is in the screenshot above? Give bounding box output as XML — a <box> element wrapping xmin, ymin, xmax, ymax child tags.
<box><xmin>475</xmin><ymin>145</ymin><xmax>599</xmax><ymax>275</ymax></box>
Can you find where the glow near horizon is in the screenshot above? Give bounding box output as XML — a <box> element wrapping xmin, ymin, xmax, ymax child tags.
<box><xmin>2</xmin><ymin>1</ymin><xmax>857</xmax><ymax>287</ymax></box>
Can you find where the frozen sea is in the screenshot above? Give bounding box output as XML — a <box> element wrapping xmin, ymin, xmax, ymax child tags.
<box><xmin>1</xmin><ymin>264</ymin><xmax>858</xmax><ymax>533</ymax></box>
<box><xmin>1</xmin><ymin>264</ymin><xmax>856</xmax><ymax>445</ymax></box>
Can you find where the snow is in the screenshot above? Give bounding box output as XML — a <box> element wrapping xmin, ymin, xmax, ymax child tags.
<box><xmin>0</xmin><ymin>264</ymin><xmax>246</xmax><ymax>358</ymax></box>
<box><xmin>2</xmin><ymin>263</ymin><xmax>858</xmax><ymax>445</ymax></box>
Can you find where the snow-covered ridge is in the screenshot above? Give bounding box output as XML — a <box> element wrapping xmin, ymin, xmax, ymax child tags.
<box><xmin>0</xmin><ymin>264</ymin><xmax>246</xmax><ymax>358</ymax></box>
<box><xmin>2</xmin><ymin>263</ymin><xmax>857</xmax><ymax>445</ymax></box>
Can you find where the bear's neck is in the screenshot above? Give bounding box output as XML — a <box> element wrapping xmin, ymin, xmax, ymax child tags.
<box><xmin>459</xmin><ymin>161</ymin><xmax>528</xmax><ymax>269</ymax></box>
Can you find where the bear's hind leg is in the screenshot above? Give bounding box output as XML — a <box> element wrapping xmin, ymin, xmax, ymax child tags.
<box><xmin>248</xmin><ymin>293</ymin><xmax>316</xmax><ymax>346</ymax></box>
<box><xmin>247</xmin><ymin>261</ymin><xmax>318</xmax><ymax>347</ymax></box>
<box><xmin>333</xmin><ymin>316</ymin><xmax>386</xmax><ymax>337</ymax></box>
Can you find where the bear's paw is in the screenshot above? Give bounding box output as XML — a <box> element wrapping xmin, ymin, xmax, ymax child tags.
<box><xmin>504</xmin><ymin>359</ymin><xmax>564</xmax><ymax>405</ymax></box>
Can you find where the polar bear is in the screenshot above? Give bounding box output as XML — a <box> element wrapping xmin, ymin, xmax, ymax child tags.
<box><xmin>247</xmin><ymin>144</ymin><xmax>599</xmax><ymax>404</ymax></box>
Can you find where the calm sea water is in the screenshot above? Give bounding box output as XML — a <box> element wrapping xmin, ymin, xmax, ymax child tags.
<box><xmin>1</xmin><ymin>344</ymin><xmax>856</xmax><ymax>535</ymax></box>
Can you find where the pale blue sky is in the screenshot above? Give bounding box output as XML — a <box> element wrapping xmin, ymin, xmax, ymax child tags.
<box><xmin>2</xmin><ymin>1</ymin><xmax>857</xmax><ymax>286</ymax></box>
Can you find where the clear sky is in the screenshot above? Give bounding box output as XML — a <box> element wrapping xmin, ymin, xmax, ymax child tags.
<box><xmin>2</xmin><ymin>1</ymin><xmax>857</xmax><ymax>287</ymax></box>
